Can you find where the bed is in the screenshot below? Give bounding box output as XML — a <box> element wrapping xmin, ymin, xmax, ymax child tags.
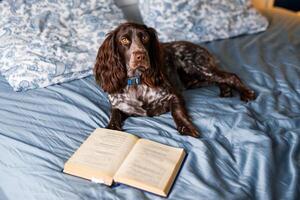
<box><xmin>0</xmin><ymin>7</ymin><xmax>299</xmax><ymax>200</ymax></box>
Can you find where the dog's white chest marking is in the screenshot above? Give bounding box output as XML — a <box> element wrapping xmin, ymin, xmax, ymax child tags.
<box><xmin>108</xmin><ymin>85</ymin><xmax>173</xmax><ymax>116</ymax></box>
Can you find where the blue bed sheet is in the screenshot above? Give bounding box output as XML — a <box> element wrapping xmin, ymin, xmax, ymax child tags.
<box><xmin>0</xmin><ymin>8</ymin><xmax>299</xmax><ymax>200</ymax></box>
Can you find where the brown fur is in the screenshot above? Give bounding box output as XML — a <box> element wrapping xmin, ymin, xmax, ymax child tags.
<box><xmin>94</xmin><ymin>22</ymin><xmax>256</xmax><ymax>137</ymax></box>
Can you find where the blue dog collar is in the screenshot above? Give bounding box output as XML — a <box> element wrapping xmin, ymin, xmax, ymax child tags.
<box><xmin>127</xmin><ymin>76</ymin><xmax>141</xmax><ymax>86</ymax></box>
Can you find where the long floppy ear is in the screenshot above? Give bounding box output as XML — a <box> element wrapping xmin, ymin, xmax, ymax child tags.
<box><xmin>141</xmin><ymin>27</ymin><xmax>165</xmax><ymax>87</ymax></box>
<box><xmin>94</xmin><ymin>31</ymin><xmax>126</xmax><ymax>94</ymax></box>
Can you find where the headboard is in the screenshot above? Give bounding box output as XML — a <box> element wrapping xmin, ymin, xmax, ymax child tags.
<box><xmin>115</xmin><ymin>0</ymin><xmax>142</xmax><ymax>23</ymax></box>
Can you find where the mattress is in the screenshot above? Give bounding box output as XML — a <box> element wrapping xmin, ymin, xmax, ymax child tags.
<box><xmin>0</xmin><ymin>8</ymin><xmax>299</xmax><ymax>200</ymax></box>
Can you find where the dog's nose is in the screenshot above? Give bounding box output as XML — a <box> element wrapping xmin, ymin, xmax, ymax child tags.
<box><xmin>134</xmin><ymin>51</ymin><xmax>146</xmax><ymax>61</ymax></box>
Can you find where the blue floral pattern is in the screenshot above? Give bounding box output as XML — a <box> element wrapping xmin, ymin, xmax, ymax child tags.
<box><xmin>138</xmin><ymin>0</ymin><xmax>269</xmax><ymax>43</ymax></box>
<box><xmin>0</xmin><ymin>0</ymin><xmax>126</xmax><ymax>91</ymax></box>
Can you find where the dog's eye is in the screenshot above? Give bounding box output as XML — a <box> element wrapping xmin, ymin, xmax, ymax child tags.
<box><xmin>142</xmin><ymin>35</ymin><xmax>149</xmax><ymax>43</ymax></box>
<box><xmin>120</xmin><ymin>37</ymin><xmax>130</xmax><ymax>45</ymax></box>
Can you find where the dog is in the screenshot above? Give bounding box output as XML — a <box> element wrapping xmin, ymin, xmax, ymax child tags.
<box><xmin>94</xmin><ymin>22</ymin><xmax>256</xmax><ymax>137</ymax></box>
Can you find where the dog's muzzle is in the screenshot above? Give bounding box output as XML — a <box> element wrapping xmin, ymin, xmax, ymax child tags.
<box><xmin>130</xmin><ymin>50</ymin><xmax>150</xmax><ymax>71</ymax></box>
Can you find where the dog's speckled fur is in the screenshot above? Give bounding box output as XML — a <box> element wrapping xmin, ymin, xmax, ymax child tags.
<box><xmin>94</xmin><ymin>23</ymin><xmax>256</xmax><ymax>137</ymax></box>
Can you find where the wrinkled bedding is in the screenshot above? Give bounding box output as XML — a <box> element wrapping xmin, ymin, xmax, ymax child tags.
<box><xmin>0</xmin><ymin>8</ymin><xmax>299</xmax><ymax>200</ymax></box>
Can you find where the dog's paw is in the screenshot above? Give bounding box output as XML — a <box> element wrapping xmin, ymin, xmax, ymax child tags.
<box><xmin>241</xmin><ymin>90</ymin><xmax>256</xmax><ymax>102</ymax></box>
<box><xmin>219</xmin><ymin>86</ymin><xmax>233</xmax><ymax>98</ymax></box>
<box><xmin>220</xmin><ymin>90</ymin><xmax>233</xmax><ymax>98</ymax></box>
<box><xmin>107</xmin><ymin>123</ymin><xmax>122</xmax><ymax>131</ymax></box>
<box><xmin>178</xmin><ymin>125</ymin><xmax>201</xmax><ymax>138</ymax></box>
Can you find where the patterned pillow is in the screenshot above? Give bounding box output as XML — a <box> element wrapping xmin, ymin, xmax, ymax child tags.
<box><xmin>138</xmin><ymin>0</ymin><xmax>269</xmax><ymax>43</ymax></box>
<box><xmin>0</xmin><ymin>0</ymin><xmax>125</xmax><ymax>91</ymax></box>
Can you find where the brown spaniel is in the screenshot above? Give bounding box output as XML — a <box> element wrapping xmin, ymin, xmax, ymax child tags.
<box><xmin>94</xmin><ymin>22</ymin><xmax>256</xmax><ymax>137</ymax></box>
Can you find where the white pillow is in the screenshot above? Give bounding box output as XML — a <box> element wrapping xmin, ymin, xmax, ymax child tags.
<box><xmin>139</xmin><ymin>0</ymin><xmax>269</xmax><ymax>43</ymax></box>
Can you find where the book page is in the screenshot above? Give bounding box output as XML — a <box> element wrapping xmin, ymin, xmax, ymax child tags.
<box><xmin>64</xmin><ymin>128</ymin><xmax>139</xmax><ymax>185</ymax></box>
<box><xmin>114</xmin><ymin>139</ymin><xmax>185</xmax><ymax>196</ymax></box>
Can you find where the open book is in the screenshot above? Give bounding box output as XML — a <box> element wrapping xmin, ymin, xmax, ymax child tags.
<box><xmin>63</xmin><ymin>128</ymin><xmax>186</xmax><ymax>197</ymax></box>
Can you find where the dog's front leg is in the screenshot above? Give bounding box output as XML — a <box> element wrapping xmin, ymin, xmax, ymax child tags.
<box><xmin>107</xmin><ymin>108</ymin><xmax>127</xmax><ymax>131</ymax></box>
<box><xmin>170</xmin><ymin>96</ymin><xmax>200</xmax><ymax>138</ymax></box>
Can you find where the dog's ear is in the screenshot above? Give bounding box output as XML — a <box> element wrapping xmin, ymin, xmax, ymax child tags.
<box><xmin>141</xmin><ymin>27</ymin><xmax>165</xmax><ymax>87</ymax></box>
<box><xmin>94</xmin><ymin>31</ymin><xmax>126</xmax><ymax>94</ymax></box>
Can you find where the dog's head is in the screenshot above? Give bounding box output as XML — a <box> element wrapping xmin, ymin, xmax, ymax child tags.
<box><xmin>94</xmin><ymin>22</ymin><xmax>163</xmax><ymax>94</ymax></box>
